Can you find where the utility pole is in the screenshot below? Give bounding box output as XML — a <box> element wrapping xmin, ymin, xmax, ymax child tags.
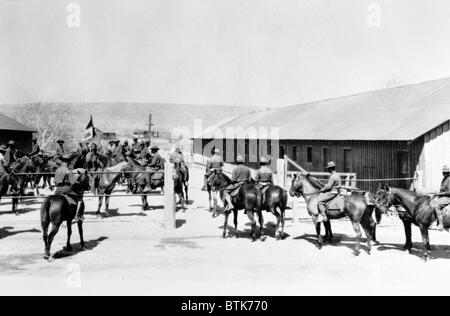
<box><xmin>147</xmin><ymin>114</ymin><xmax>154</xmax><ymax>143</ymax></box>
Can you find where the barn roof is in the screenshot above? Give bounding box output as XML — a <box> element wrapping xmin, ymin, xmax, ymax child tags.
<box><xmin>0</xmin><ymin>112</ymin><xmax>35</xmax><ymax>132</ymax></box>
<box><xmin>205</xmin><ymin>77</ymin><xmax>450</xmax><ymax>141</ymax></box>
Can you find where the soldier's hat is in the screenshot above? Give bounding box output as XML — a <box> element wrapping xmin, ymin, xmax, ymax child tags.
<box><xmin>7</xmin><ymin>140</ymin><xmax>15</xmax><ymax>146</ymax></box>
<box><xmin>123</xmin><ymin>139</ymin><xmax>129</xmax><ymax>143</ymax></box>
<box><xmin>151</xmin><ymin>145</ymin><xmax>160</xmax><ymax>151</ymax></box>
<box><xmin>108</xmin><ymin>140</ymin><xmax>115</xmax><ymax>144</ymax></box>
<box><xmin>236</xmin><ymin>155</ymin><xmax>244</xmax><ymax>163</ymax></box>
<box><xmin>57</xmin><ymin>139</ymin><xmax>65</xmax><ymax>144</ymax></box>
<box><xmin>132</xmin><ymin>136</ymin><xmax>138</xmax><ymax>140</ymax></box>
<box><xmin>443</xmin><ymin>165</ymin><xmax>450</xmax><ymax>173</ymax></box>
<box><xmin>114</xmin><ymin>140</ymin><xmax>120</xmax><ymax>144</ymax></box>
<box><xmin>325</xmin><ymin>161</ymin><xmax>336</xmax><ymax>169</ymax></box>
<box><xmin>0</xmin><ymin>145</ymin><xmax>7</xmax><ymax>152</ymax></box>
<box><xmin>260</xmin><ymin>156</ymin><xmax>269</xmax><ymax>164</ymax></box>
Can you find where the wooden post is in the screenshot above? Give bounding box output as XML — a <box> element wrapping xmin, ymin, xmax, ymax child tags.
<box><xmin>164</xmin><ymin>160</ymin><xmax>176</xmax><ymax>229</ymax></box>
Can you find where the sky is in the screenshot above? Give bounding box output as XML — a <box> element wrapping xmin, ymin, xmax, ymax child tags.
<box><xmin>1</xmin><ymin>0</ymin><xmax>450</xmax><ymax>107</ymax></box>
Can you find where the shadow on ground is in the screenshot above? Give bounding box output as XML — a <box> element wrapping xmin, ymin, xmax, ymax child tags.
<box><xmin>53</xmin><ymin>236</ymin><xmax>109</xmax><ymax>259</ymax></box>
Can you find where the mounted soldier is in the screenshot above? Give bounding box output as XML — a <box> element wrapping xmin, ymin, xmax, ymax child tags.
<box><xmin>139</xmin><ymin>140</ymin><xmax>150</xmax><ymax>163</ymax></box>
<box><xmin>202</xmin><ymin>148</ymin><xmax>224</xmax><ymax>191</ymax></box>
<box><xmin>169</xmin><ymin>144</ymin><xmax>188</xmax><ymax>181</ymax></box>
<box><xmin>29</xmin><ymin>138</ymin><xmax>41</xmax><ymax>156</ymax></box>
<box><xmin>131</xmin><ymin>137</ymin><xmax>141</xmax><ymax>156</ymax></box>
<box><xmin>223</xmin><ymin>154</ymin><xmax>252</xmax><ymax>211</ymax></box>
<box><xmin>0</xmin><ymin>145</ymin><xmax>8</xmax><ymax>184</ymax></box>
<box><xmin>430</xmin><ymin>165</ymin><xmax>450</xmax><ymax>231</ymax></box>
<box><xmin>54</xmin><ymin>155</ymin><xmax>84</xmax><ymax>223</ymax></box>
<box><xmin>55</xmin><ymin>140</ymin><xmax>65</xmax><ymax>165</ymax></box>
<box><xmin>255</xmin><ymin>156</ymin><xmax>273</xmax><ymax>203</ymax></box>
<box><xmin>142</xmin><ymin>145</ymin><xmax>163</xmax><ymax>193</ymax></box>
<box><xmin>317</xmin><ymin>161</ymin><xmax>342</xmax><ymax>222</ymax></box>
<box><xmin>4</xmin><ymin>140</ymin><xmax>17</xmax><ymax>172</ymax></box>
<box><xmin>121</xmin><ymin>139</ymin><xmax>131</xmax><ymax>157</ymax></box>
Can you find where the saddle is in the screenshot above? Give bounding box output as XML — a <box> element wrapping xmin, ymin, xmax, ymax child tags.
<box><xmin>325</xmin><ymin>194</ymin><xmax>345</xmax><ymax>212</ymax></box>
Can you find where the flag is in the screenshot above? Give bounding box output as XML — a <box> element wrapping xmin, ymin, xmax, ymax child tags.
<box><xmin>82</xmin><ymin>116</ymin><xmax>96</xmax><ymax>142</ymax></box>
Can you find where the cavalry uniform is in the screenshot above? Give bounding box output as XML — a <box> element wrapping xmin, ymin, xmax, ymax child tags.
<box><xmin>132</xmin><ymin>141</ymin><xmax>141</xmax><ymax>156</ymax></box>
<box><xmin>223</xmin><ymin>156</ymin><xmax>252</xmax><ymax>210</ymax></box>
<box><xmin>170</xmin><ymin>149</ymin><xmax>188</xmax><ymax>182</ymax></box>
<box><xmin>29</xmin><ymin>142</ymin><xmax>41</xmax><ymax>156</ymax></box>
<box><xmin>255</xmin><ymin>164</ymin><xmax>273</xmax><ymax>186</ymax></box>
<box><xmin>317</xmin><ymin>162</ymin><xmax>342</xmax><ymax>221</ymax></box>
<box><xmin>148</xmin><ymin>151</ymin><xmax>163</xmax><ymax>171</ymax></box>
<box><xmin>430</xmin><ymin>166</ymin><xmax>450</xmax><ymax>230</ymax></box>
<box><xmin>202</xmin><ymin>151</ymin><xmax>224</xmax><ymax>191</ymax></box>
<box><xmin>3</xmin><ymin>147</ymin><xmax>16</xmax><ymax>172</ymax></box>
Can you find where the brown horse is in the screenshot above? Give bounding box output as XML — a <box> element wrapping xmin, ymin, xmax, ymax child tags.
<box><xmin>214</xmin><ymin>173</ymin><xmax>263</xmax><ymax>241</ymax></box>
<box><xmin>376</xmin><ymin>184</ymin><xmax>450</xmax><ymax>261</ymax></box>
<box><xmin>260</xmin><ymin>185</ymin><xmax>288</xmax><ymax>240</ymax></box>
<box><xmin>290</xmin><ymin>173</ymin><xmax>380</xmax><ymax>255</ymax></box>
<box><xmin>40</xmin><ymin>169</ymin><xmax>90</xmax><ymax>260</ymax></box>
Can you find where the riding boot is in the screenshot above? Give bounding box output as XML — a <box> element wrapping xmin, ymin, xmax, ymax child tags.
<box><xmin>74</xmin><ymin>202</ymin><xmax>84</xmax><ymax>223</ymax></box>
<box><xmin>435</xmin><ymin>208</ymin><xmax>445</xmax><ymax>231</ymax></box>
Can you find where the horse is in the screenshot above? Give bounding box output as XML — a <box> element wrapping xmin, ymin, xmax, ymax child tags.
<box><xmin>376</xmin><ymin>184</ymin><xmax>450</xmax><ymax>261</ymax></box>
<box><xmin>95</xmin><ymin>161</ymin><xmax>129</xmax><ymax>217</ymax></box>
<box><xmin>173</xmin><ymin>161</ymin><xmax>187</xmax><ymax>210</ymax></box>
<box><xmin>206</xmin><ymin>170</ymin><xmax>228</xmax><ymax>216</ymax></box>
<box><xmin>260</xmin><ymin>184</ymin><xmax>288</xmax><ymax>240</ymax></box>
<box><xmin>40</xmin><ymin>169</ymin><xmax>90</xmax><ymax>260</ymax></box>
<box><xmin>216</xmin><ymin>173</ymin><xmax>263</xmax><ymax>241</ymax></box>
<box><xmin>289</xmin><ymin>173</ymin><xmax>381</xmax><ymax>254</ymax></box>
<box><xmin>126</xmin><ymin>158</ymin><xmax>164</xmax><ymax>210</ymax></box>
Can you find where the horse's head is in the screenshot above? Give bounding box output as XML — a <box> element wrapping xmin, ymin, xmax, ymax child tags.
<box><xmin>376</xmin><ymin>184</ymin><xmax>394</xmax><ymax>213</ymax></box>
<box><xmin>289</xmin><ymin>173</ymin><xmax>303</xmax><ymax>197</ymax></box>
<box><xmin>72</xmin><ymin>169</ymin><xmax>91</xmax><ymax>192</ymax></box>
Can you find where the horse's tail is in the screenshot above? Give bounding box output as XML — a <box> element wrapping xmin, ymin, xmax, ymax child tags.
<box><xmin>40</xmin><ymin>197</ymin><xmax>51</xmax><ymax>229</ymax></box>
<box><xmin>281</xmin><ymin>189</ymin><xmax>288</xmax><ymax>211</ymax></box>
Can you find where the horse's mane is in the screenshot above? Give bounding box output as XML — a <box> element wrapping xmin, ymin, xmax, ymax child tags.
<box><xmin>300</xmin><ymin>174</ymin><xmax>324</xmax><ymax>190</ymax></box>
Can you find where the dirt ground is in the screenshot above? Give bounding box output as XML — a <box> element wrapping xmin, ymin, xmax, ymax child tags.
<box><xmin>0</xmin><ymin>163</ymin><xmax>449</xmax><ymax>296</ymax></box>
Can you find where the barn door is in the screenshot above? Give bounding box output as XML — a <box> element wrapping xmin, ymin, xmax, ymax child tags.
<box><xmin>396</xmin><ymin>151</ymin><xmax>410</xmax><ymax>189</ymax></box>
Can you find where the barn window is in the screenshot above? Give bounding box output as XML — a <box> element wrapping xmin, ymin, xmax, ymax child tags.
<box><xmin>322</xmin><ymin>147</ymin><xmax>329</xmax><ymax>165</ymax></box>
<box><xmin>343</xmin><ymin>148</ymin><xmax>352</xmax><ymax>172</ymax></box>
<box><xmin>292</xmin><ymin>146</ymin><xmax>298</xmax><ymax>161</ymax></box>
<box><xmin>280</xmin><ymin>145</ymin><xmax>285</xmax><ymax>159</ymax></box>
<box><xmin>306</xmin><ymin>146</ymin><xmax>313</xmax><ymax>163</ymax></box>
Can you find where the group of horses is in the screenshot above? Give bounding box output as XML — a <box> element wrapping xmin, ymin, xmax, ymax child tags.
<box><xmin>207</xmin><ymin>169</ymin><xmax>449</xmax><ymax>262</ymax></box>
<box><xmin>0</xmin><ymin>150</ymin><xmax>189</xmax><ymax>260</ymax></box>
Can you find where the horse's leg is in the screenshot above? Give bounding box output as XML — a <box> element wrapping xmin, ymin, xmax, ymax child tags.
<box><xmin>351</xmin><ymin>221</ymin><xmax>362</xmax><ymax>256</ymax></box>
<box><xmin>270</xmin><ymin>207</ymin><xmax>281</xmax><ymax>239</ymax></box>
<box><xmin>361</xmin><ymin>216</ymin><xmax>374</xmax><ymax>255</ymax></box>
<box><xmin>258</xmin><ymin>211</ymin><xmax>264</xmax><ymax>240</ymax></box>
<box><xmin>105</xmin><ymin>196</ymin><xmax>110</xmax><ymax>214</ymax></box>
<box><xmin>280</xmin><ymin>207</ymin><xmax>286</xmax><ymax>240</ymax></box>
<box><xmin>212</xmin><ymin>191</ymin><xmax>218</xmax><ymax>216</ymax></box>
<box><xmin>247</xmin><ymin>211</ymin><xmax>257</xmax><ymax>242</ymax></box>
<box><xmin>315</xmin><ymin>222</ymin><xmax>323</xmax><ymax>249</ymax></box>
<box><xmin>46</xmin><ymin>222</ymin><xmax>61</xmax><ymax>260</ymax></box>
<box><xmin>97</xmin><ymin>196</ymin><xmax>103</xmax><ymax>217</ymax></box>
<box><xmin>184</xmin><ymin>182</ymin><xmax>189</xmax><ymax>202</ymax></box>
<box><xmin>208</xmin><ymin>189</ymin><xmax>212</xmax><ymax>210</ymax></box>
<box><xmin>66</xmin><ymin>220</ymin><xmax>73</xmax><ymax>251</ymax></box>
<box><xmin>402</xmin><ymin>218</ymin><xmax>413</xmax><ymax>253</ymax></box>
<box><xmin>77</xmin><ymin>221</ymin><xmax>86</xmax><ymax>250</ymax></box>
<box><xmin>324</xmin><ymin>220</ymin><xmax>333</xmax><ymax>242</ymax></box>
<box><xmin>233</xmin><ymin>209</ymin><xmax>238</xmax><ymax>238</ymax></box>
<box><xmin>222</xmin><ymin>211</ymin><xmax>230</xmax><ymax>238</ymax></box>
<box><xmin>419</xmin><ymin>226</ymin><xmax>431</xmax><ymax>261</ymax></box>
<box><xmin>12</xmin><ymin>198</ymin><xmax>19</xmax><ymax>216</ymax></box>
<box><xmin>42</xmin><ymin>219</ymin><xmax>50</xmax><ymax>259</ymax></box>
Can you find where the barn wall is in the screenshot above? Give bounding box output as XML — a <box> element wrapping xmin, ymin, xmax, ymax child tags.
<box><xmin>414</xmin><ymin>121</ymin><xmax>450</xmax><ymax>192</ymax></box>
<box><xmin>0</xmin><ymin>130</ymin><xmax>33</xmax><ymax>152</ymax></box>
<box><xmin>280</xmin><ymin>139</ymin><xmax>415</xmax><ymax>192</ymax></box>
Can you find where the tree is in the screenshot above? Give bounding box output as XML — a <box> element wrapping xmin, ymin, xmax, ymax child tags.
<box><xmin>13</xmin><ymin>103</ymin><xmax>75</xmax><ymax>152</ymax></box>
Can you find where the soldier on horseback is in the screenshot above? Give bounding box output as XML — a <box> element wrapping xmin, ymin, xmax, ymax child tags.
<box><xmin>0</xmin><ymin>145</ymin><xmax>8</xmax><ymax>185</ymax></box>
<box><xmin>143</xmin><ymin>145</ymin><xmax>163</xmax><ymax>193</ymax></box>
<box><xmin>132</xmin><ymin>137</ymin><xmax>141</xmax><ymax>156</ymax></box>
<box><xmin>255</xmin><ymin>156</ymin><xmax>273</xmax><ymax>203</ymax></box>
<box><xmin>223</xmin><ymin>154</ymin><xmax>252</xmax><ymax>211</ymax></box>
<box><xmin>170</xmin><ymin>144</ymin><xmax>188</xmax><ymax>183</ymax></box>
<box><xmin>317</xmin><ymin>161</ymin><xmax>342</xmax><ymax>222</ymax></box>
<box><xmin>202</xmin><ymin>148</ymin><xmax>224</xmax><ymax>191</ymax></box>
<box><xmin>55</xmin><ymin>140</ymin><xmax>65</xmax><ymax>165</ymax></box>
<box><xmin>29</xmin><ymin>138</ymin><xmax>41</xmax><ymax>156</ymax></box>
<box><xmin>54</xmin><ymin>155</ymin><xmax>85</xmax><ymax>223</ymax></box>
<box><xmin>4</xmin><ymin>141</ymin><xmax>18</xmax><ymax>173</ymax></box>
<box><xmin>430</xmin><ymin>165</ymin><xmax>450</xmax><ymax>231</ymax></box>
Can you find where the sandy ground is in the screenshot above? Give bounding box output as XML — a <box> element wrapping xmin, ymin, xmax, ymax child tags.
<box><xmin>0</xmin><ymin>163</ymin><xmax>450</xmax><ymax>296</ymax></box>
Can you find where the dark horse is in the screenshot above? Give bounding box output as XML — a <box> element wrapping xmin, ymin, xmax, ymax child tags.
<box><xmin>290</xmin><ymin>173</ymin><xmax>381</xmax><ymax>254</ymax></box>
<box><xmin>260</xmin><ymin>185</ymin><xmax>288</xmax><ymax>240</ymax></box>
<box><xmin>376</xmin><ymin>184</ymin><xmax>450</xmax><ymax>261</ymax></box>
<box><xmin>40</xmin><ymin>169</ymin><xmax>90</xmax><ymax>260</ymax></box>
<box><xmin>212</xmin><ymin>172</ymin><xmax>263</xmax><ymax>241</ymax></box>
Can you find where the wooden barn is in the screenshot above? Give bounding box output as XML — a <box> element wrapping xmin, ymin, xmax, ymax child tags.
<box><xmin>193</xmin><ymin>78</ymin><xmax>450</xmax><ymax>193</ymax></box>
<box><xmin>0</xmin><ymin>112</ymin><xmax>35</xmax><ymax>152</ymax></box>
